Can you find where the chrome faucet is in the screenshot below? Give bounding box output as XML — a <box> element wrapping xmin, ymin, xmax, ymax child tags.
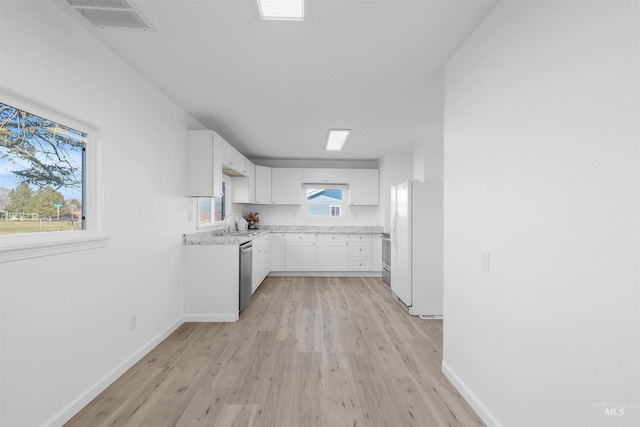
<box><xmin>223</xmin><ymin>215</ymin><xmax>238</xmax><ymax>235</ymax></box>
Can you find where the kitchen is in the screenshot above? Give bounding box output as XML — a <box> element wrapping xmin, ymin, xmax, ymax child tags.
<box><xmin>1</xmin><ymin>1</ymin><xmax>638</xmax><ymax>427</ymax></box>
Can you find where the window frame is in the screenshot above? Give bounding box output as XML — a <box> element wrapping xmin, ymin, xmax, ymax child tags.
<box><xmin>0</xmin><ymin>85</ymin><xmax>108</xmax><ymax>262</ymax></box>
<box><xmin>196</xmin><ymin>178</ymin><xmax>230</xmax><ymax>229</ymax></box>
<box><xmin>303</xmin><ymin>184</ymin><xmax>348</xmax><ymax>220</ymax></box>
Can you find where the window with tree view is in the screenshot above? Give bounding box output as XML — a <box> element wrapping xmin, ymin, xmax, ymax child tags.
<box><xmin>0</xmin><ymin>102</ymin><xmax>85</xmax><ymax>235</ymax></box>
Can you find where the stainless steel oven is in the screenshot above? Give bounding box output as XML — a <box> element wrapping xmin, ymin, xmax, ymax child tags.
<box><xmin>381</xmin><ymin>233</ymin><xmax>391</xmax><ymax>286</ymax></box>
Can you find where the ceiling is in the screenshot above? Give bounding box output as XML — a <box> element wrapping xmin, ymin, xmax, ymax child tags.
<box><xmin>59</xmin><ymin>0</ymin><xmax>497</xmax><ymax>161</ymax></box>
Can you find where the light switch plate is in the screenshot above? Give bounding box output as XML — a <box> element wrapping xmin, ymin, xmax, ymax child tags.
<box><xmin>129</xmin><ymin>313</ymin><xmax>137</xmax><ymax>331</ymax></box>
<box><xmin>481</xmin><ymin>251</ymin><xmax>490</xmax><ymax>272</ymax></box>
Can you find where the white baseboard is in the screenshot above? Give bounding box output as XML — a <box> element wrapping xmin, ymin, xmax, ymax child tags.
<box><xmin>183</xmin><ymin>313</ymin><xmax>238</xmax><ymax>322</ymax></box>
<box><xmin>42</xmin><ymin>317</ymin><xmax>184</xmax><ymax>427</ymax></box>
<box><xmin>268</xmin><ymin>271</ymin><xmax>382</xmax><ymax>278</ymax></box>
<box><xmin>418</xmin><ymin>314</ymin><xmax>443</xmax><ymax>320</ymax></box>
<box><xmin>441</xmin><ymin>360</ymin><xmax>503</xmax><ymax>427</ymax></box>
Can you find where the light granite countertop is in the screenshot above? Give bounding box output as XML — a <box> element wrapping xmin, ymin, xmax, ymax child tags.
<box><xmin>183</xmin><ymin>225</ymin><xmax>384</xmax><ymax>245</ymax></box>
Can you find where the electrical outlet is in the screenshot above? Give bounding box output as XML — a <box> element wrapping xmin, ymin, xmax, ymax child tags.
<box><xmin>129</xmin><ymin>313</ymin><xmax>136</xmax><ymax>331</ymax></box>
<box><xmin>187</xmin><ymin>207</ymin><xmax>194</xmax><ymax>221</ymax></box>
<box><xmin>481</xmin><ymin>251</ymin><xmax>490</xmax><ymax>272</ymax></box>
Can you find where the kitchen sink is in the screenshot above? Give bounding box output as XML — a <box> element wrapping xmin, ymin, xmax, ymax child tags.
<box><xmin>230</xmin><ymin>231</ymin><xmax>259</xmax><ymax>236</ymax></box>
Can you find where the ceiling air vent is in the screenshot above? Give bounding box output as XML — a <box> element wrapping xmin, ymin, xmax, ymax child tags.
<box><xmin>64</xmin><ymin>0</ymin><xmax>155</xmax><ymax>31</ymax></box>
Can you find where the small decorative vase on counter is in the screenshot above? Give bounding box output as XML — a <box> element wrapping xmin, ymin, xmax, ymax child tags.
<box><xmin>245</xmin><ymin>212</ymin><xmax>259</xmax><ymax>229</ymax></box>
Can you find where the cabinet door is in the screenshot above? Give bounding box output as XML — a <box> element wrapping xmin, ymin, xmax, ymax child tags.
<box><xmin>186</xmin><ymin>130</ymin><xmax>222</xmax><ymax>197</ymax></box>
<box><xmin>222</xmin><ymin>141</ymin><xmax>237</xmax><ymax>169</ymax></box>
<box><xmin>247</xmin><ymin>162</ymin><xmax>255</xmax><ymax>202</ymax></box>
<box><xmin>349</xmin><ymin>243</ymin><xmax>371</xmax><ymax>257</ymax></box>
<box><xmin>348</xmin><ymin>234</ymin><xmax>372</xmax><ymax>271</ymax></box>
<box><xmin>348</xmin><ymin>169</ymin><xmax>379</xmax><ymax>205</ymax></box>
<box><xmin>270</xmin><ymin>233</ymin><xmax>285</xmax><ymax>271</ymax></box>
<box><xmin>232</xmin><ymin>162</ymin><xmax>255</xmax><ymax>203</ymax></box>
<box><xmin>261</xmin><ymin>234</ymin><xmax>271</xmax><ymax>280</ymax></box>
<box><xmin>252</xmin><ymin>242</ymin><xmax>262</xmax><ymax>294</ymax></box>
<box><xmin>303</xmin><ymin>168</ymin><xmax>325</xmax><ymax>183</ymax></box>
<box><xmin>317</xmin><ymin>234</ymin><xmax>349</xmax><ymax>271</ymax></box>
<box><xmin>285</xmin><ymin>233</ymin><xmax>317</xmax><ymax>271</ymax></box>
<box><xmin>235</xmin><ymin>153</ymin><xmax>252</xmax><ymax>177</ymax></box>
<box><xmin>349</xmin><ymin>257</ymin><xmax>372</xmax><ymax>271</ymax></box>
<box><xmin>324</xmin><ymin>168</ymin><xmax>349</xmax><ymax>183</ymax></box>
<box><xmin>237</xmin><ymin>153</ymin><xmax>246</xmax><ymax>176</ymax></box>
<box><xmin>271</xmin><ymin>168</ymin><xmax>302</xmax><ymax>205</ymax></box>
<box><xmin>252</xmin><ymin>235</ymin><xmax>269</xmax><ymax>293</ymax></box>
<box><xmin>303</xmin><ymin>168</ymin><xmax>348</xmax><ymax>183</ymax></box>
<box><xmin>255</xmin><ymin>165</ymin><xmax>272</xmax><ymax>205</ymax></box>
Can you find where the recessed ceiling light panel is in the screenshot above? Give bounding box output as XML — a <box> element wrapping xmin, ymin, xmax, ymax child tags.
<box><xmin>326</xmin><ymin>130</ymin><xmax>350</xmax><ymax>151</ymax></box>
<box><xmin>258</xmin><ymin>0</ymin><xmax>304</xmax><ymax>21</ymax></box>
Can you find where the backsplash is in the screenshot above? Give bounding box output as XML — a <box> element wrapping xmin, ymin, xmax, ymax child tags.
<box><xmin>233</xmin><ymin>203</ymin><xmax>380</xmax><ymax>227</ymax></box>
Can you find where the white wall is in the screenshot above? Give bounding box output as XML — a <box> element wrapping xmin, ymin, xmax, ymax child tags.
<box><xmin>443</xmin><ymin>2</ymin><xmax>639</xmax><ymax>427</ymax></box>
<box><xmin>0</xmin><ymin>2</ymin><xmax>200</xmax><ymax>426</ymax></box>
<box><xmin>413</xmin><ymin>138</ymin><xmax>443</xmax><ymax>182</ymax></box>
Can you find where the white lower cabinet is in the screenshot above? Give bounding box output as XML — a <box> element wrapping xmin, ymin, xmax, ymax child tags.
<box><xmin>270</xmin><ymin>232</ymin><xmax>285</xmax><ymax>271</ymax></box>
<box><xmin>284</xmin><ymin>233</ymin><xmax>317</xmax><ymax>271</ymax></box>
<box><xmin>269</xmin><ymin>232</ymin><xmax>376</xmax><ymax>273</ymax></box>
<box><xmin>317</xmin><ymin>234</ymin><xmax>349</xmax><ymax>271</ymax></box>
<box><xmin>252</xmin><ymin>234</ymin><xmax>270</xmax><ymax>294</ymax></box>
<box><xmin>349</xmin><ymin>234</ymin><xmax>372</xmax><ymax>271</ymax></box>
<box><xmin>184</xmin><ymin>244</ymin><xmax>240</xmax><ymax>322</ymax></box>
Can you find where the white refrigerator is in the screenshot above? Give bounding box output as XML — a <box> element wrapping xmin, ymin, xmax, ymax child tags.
<box><xmin>390</xmin><ymin>180</ymin><xmax>444</xmax><ymax>317</ymax></box>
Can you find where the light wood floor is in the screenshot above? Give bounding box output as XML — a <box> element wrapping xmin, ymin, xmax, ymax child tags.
<box><xmin>65</xmin><ymin>276</ymin><xmax>485</xmax><ymax>427</ymax></box>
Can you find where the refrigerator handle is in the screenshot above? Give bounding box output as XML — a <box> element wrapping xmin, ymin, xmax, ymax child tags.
<box><xmin>392</xmin><ymin>214</ymin><xmax>397</xmax><ymax>248</ymax></box>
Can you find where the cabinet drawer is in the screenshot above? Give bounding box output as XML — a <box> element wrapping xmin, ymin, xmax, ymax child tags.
<box><xmin>317</xmin><ymin>234</ymin><xmax>349</xmax><ymax>242</ymax></box>
<box><xmin>349</xmin><ymin>234</ymin><xmax>372</xmax><ymax>243</ymax></box>
<box><xmin>285</xmin><ymin>233</ymin><xmax>316</xmax><ymax>243</ymax></box>
<box><xmin>349</xmin><ymin>243</ymin><xmax>371</xmax><ymax>257</ymax></box>
<box><xmin>349</xmin><ymin>257</ymin><xmax>371</xmax><ymax>271</ymax></box>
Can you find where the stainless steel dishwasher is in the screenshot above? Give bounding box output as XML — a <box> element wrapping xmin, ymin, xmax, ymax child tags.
<box><xmin>239</xmin><ymin>241</ymin><xmax>252</xmax><ymax>312</ymax></box>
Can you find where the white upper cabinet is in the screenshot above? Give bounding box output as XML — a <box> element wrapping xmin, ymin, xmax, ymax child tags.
<box><xmin>303</xmin><ymin>168</ymin><xmax>324</xmax><ymax>183</ymax></box>
<box><xmin>271</xmin><ymin>168</ymin><xmax>302</xmax><ymax>205</ymax></box>
<box><xmin>232</xmin><ymin>162</ymin><xmax>255</xmax><ymax>203</ymax></box>
<box><xmin>221</xmin><ymin>140</ymin><xmax>250</xmax><ymax>177</ymax></box>
<box><xmin>236</xmin><ymin>153</ymin><xmax>251</xmax><ymax>176</ymax></box>
<box><xmin>325</xmin><ymin>168</ymin><xmax>349</xmax><ymax>183</ymax></box>
<box><xmin>186</xmin><ymin>130</ymin><xmax>223</xmax><ymax>198</ymax></box>
<box><xmin>303</xmin><ymin>168</ymin><xmax>349</xmax><ymax>184</ymax></box>
<box><xmin>348</xmin><ymin>169</ymin><xmax>379</xmax><ymax>205</ymax></box>
<box><xmin>222</xmin><ymin>141</ymin><xmax>237</xmax><ymax>170</ymax></box>
<box><xmin>254</xmin><ymin>165</ymin><xmax>272</xmax><ymax>205</ymax></box>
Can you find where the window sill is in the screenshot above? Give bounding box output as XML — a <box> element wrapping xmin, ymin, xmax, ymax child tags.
<box><xmin>0</xmin><ymin>233</ymin><xmax>110</xmax><ymax>263</ymax></box>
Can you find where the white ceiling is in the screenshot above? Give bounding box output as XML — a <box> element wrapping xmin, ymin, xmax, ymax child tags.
<box><xmin>60</xmin><ymin>0</ymin><xmax>497</xmax><ymax>161</ymax></box>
